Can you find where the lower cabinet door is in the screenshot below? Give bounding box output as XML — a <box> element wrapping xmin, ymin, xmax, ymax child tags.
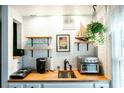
<box><xmin>94</xmin><ymin>82</ymin><xmax>110</xmax><ymax>88</ymax></box>
<box><xmin>43</xmin><ymin>83</ymin><xmax>93</xmax><ymax>88</ymax></box>
<box><xmin>24</xmin><ymin>83</ymin><xmax>41</xmax><ymax>88</ymax></box>
<box><xmin>8</xmin><ymin>83</ymin><xmax>23</xmax><ymax>88</ymax></box>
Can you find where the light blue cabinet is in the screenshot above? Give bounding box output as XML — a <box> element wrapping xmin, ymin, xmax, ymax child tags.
<box><xmin>8</xmin><ymin>83</ymin><xmax>23</xmax><ymax>88</ymax></box>
<box><xmin>8</xmin><ymin>83</ymin><xmax>43</xmax><ymax>88</ymax></box>
<box><xmin>43</xmin><ymin>82</ymin><xmax>94</xmax><ymax>88</ymax></box>
<box><xmin>8</xmin><ymin>81</ymin><xmax>110</xmax><ymax>88</ymax></box>
<box><xmin>23</xmin><ymin>83</ymin><xmax>42</xmax><ymax>88</ymax></box>
<box><xmin>94</xmin><ymin>81</ymin><xmax>110</xmax><ymax>88</ymax></box>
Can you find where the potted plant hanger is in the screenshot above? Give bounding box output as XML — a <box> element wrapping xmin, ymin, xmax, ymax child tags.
<box><xmin>86</xmin><ymin>21</ymin><xmax>106</xmax><ymax>45</ymax></box>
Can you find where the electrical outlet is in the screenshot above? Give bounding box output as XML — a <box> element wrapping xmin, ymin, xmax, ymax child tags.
<box><xmin>57</xmin><ymin>66</ymin><xmax>60</xmax><ymax>70</ymax></box>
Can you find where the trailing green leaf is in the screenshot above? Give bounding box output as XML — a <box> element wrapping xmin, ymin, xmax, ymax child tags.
<box><xmin>86</xmin><ymin>21</ymin><xmax>106</xmax><ymax>45</ymax></box>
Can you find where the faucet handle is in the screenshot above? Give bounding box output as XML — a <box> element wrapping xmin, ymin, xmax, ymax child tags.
<box><xmin>69</xmin><ymin>65</ymin><xmax>72</xmax><ymax>70</ymax></box>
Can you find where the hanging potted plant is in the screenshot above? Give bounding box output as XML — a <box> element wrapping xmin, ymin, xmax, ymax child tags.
<box><xmin>86</xmin><ymin>21</ymin><xmax>106</xmax><ymax>45</ymax></box>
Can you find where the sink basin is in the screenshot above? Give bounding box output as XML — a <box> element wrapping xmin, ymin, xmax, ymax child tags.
<box><xmin>58</xmin><ymin>70</ymin><xmax>77</xmax><ymax>78</ymax></box>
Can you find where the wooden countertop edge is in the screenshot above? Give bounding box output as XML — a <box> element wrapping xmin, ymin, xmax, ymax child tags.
<box><xmin>8</xmin><ymin>79</ymin><xmax>110</xmax><ymax>82</ymax></box>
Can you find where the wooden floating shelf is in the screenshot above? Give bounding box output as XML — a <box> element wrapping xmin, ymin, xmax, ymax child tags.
<box><xmin>75</xmin><ymin>37</ymin><xmax>89</xmax><ymax>44</ymax></box>
<box><xmin>24</xmin><ymin>48</ymin><xmax>52</xmax><ymax>50</ymax></box>
<box><xmin>75</xmin><ymin>37</ymin><xmax>89</xmax><ymax>51</ymax></box>
<box><xmin>75</xmin><ymin>40</ymin><xmax>88</xmax><ymax>44</ymax></box>
<box><xmin>75</xmin><ymin>37</ymin><xmax>88</xmax><ymax>41</ymax></box>
<box><xmin>26</xmin><ymin>36</ymin><xmax>52</xmax><ymax>38</ymax></box>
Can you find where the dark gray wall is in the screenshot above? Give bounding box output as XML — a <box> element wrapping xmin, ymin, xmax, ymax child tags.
<box><xmin>1</xmin><ymin>5</ymin><xmax>8</xmax><ymax>88</ymax></box>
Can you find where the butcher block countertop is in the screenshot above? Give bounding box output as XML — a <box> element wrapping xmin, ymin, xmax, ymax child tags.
<box><xmin>8</xmin><ymin>70</ymin><xmax>109</xmax><ymax>82</ymax></box>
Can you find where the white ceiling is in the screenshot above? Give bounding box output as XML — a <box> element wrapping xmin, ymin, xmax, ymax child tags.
<box><xmin>10</xmin><ymin>5</ymin><xmax>103</xmax><ymax>16</ymax></box>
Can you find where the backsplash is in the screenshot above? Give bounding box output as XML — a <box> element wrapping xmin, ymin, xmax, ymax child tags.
<box><xmin>22</xmin><ymin>16</ymin><xmax>97</xmax><ymax>70</ymax></box>
<box><xmin>23</xmin><ymin>43</ymin><xmax>97</xmax><ymax>70</ymax></box>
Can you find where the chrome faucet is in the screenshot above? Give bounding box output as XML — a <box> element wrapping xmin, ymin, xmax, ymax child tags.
<box><xmin>64</xmin><ymin>59</ymin><xmax>72</xmax><ymax>70</ymax></box>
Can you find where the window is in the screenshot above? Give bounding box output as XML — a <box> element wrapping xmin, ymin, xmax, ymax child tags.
<box><xmin>121</xmin><ymin>30</ymin><xmax>124</xmax><ymax>57</ymax></box>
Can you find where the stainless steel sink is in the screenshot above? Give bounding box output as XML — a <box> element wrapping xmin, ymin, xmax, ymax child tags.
<box><xmin>58</xmin><ymin>70</ymin><xmax>77</xmax><ymax>78</ymax></box>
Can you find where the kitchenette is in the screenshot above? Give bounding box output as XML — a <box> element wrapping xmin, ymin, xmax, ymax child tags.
<box><xmin>8</xmin><ymin>70</ymin><xmax>109</xmax><ymax>88</ymax></box>
<box><xmin>8</xmin><ymin>55</ymin><xmax>109</xmax><ymax>88</ymax></box>
<box><xmin>5</xmin><ymin>5</ymin><xmax>111</xmax><ymax>88</ymax></box>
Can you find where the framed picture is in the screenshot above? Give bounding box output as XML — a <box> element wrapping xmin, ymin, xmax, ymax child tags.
<box><xmin>56</xmin><ymin>34</ymin><xmax>70</xmax><ymax>52</ymax></box>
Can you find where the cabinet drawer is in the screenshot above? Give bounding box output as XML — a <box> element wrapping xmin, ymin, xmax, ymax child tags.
<box><xmin>8</xmin><ymin>83</ymin><xmax>23</xmax><ymax>88</ymax></box>
<box><xmin>94</xmin><ymin>82</ymin><xmax>109</xmax><ymax>88</ymax></box>
<box><xmin>24</xmin><ymin>83</ymin><xmax>41</xmax><ymax>88</ymax></box>
<box><xmin>43</xmin><ymin>83</ymin><xmax>93</xmax><ymax>88</ymax></box>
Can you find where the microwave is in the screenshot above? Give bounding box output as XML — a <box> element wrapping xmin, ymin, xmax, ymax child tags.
<box><xmin>80</xmin><ymin>63</ymin><xmax>99</xmax><ymax>73</ymax></box>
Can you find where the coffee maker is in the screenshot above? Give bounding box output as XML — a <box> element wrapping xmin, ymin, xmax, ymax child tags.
<box><xmin>36</xmin><ymin>58</ymin><xmax>47</xmax><ymax>73</ymax></box>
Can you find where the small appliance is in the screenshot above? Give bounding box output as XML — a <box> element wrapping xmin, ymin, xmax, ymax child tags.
<box><xmin>77</xmin><ymin>56</ymin><xmax>100</xmax><ymax>73</ymax></box>
<box><xmin>36</xmin><ymin>58</ymin><xmax>47</xmax><ymax>73</ymax></box>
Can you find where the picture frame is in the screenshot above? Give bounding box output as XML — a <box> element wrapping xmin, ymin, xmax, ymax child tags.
<box><xmin>56</xmin><ymin>34</ymin><xmax>70</xmax><ymax>52</ymax></box>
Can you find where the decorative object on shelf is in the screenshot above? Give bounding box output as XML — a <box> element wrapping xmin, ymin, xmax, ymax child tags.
<box><xmin>56</xmin><ymin>34</ymin><xmax>70</xmax><ymax>52</ymax></box>
<box><xmin>75</xmin><ymin>23</ymin><xmax>89</xmax><ymax>51</ymax></box>
<box><xmin>75</xmin><ymin>22</ymin><xmax>106</xmax><ymax>51</ymax></box>
<box><xmin>25</xmin><ymin>36</ymin><xmax>52</xmax><ymax>57</ymax></box>
<box><xmin>86</xmin><ymin>21</ymin><xmax>106</xmax><ymax>45</ymax></box>
<box><xmin>76</xmin><ymin>23</ymin><xmax>87</xmax><ymax>38</ymax></box>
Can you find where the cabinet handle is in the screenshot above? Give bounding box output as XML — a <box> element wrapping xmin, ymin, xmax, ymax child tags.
<box><xmin>42</xmin><ymin>84</ymin><xmax>44</xmax><ymax>88</ymax></box>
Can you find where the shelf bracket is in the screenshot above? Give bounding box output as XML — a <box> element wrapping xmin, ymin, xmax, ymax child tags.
<box><xmin>31</xmin><ymin>38</ymin><xmax>33</xmax><ymax>57</ymax></box>
<box><xmin>47</xmin><ymin>38</ymin><xmax>49</xmax><ymax>46</ymax></box>
<box><xmin>86</xmin><ymin>43</ymin><xmax>89</xmax><ymax>51</ymax></box>
<box><xmin>77</xmin><ymin>43</ymin><xmax>79</xmax><ymax>51</ymax></box>
<box><xmin>47</xmin><ymin>38</ymin><xmax>49</xmax><ymax>57</ymax></box>
<box><xmin>47</xmin><ymin>50</ymin><xmax>49</xmax><ymax>57</ymax></box>
<box><xmin>77</xmin><ymin>43</ymin><xmax>88</xmax><ymax>51</ymax></box>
